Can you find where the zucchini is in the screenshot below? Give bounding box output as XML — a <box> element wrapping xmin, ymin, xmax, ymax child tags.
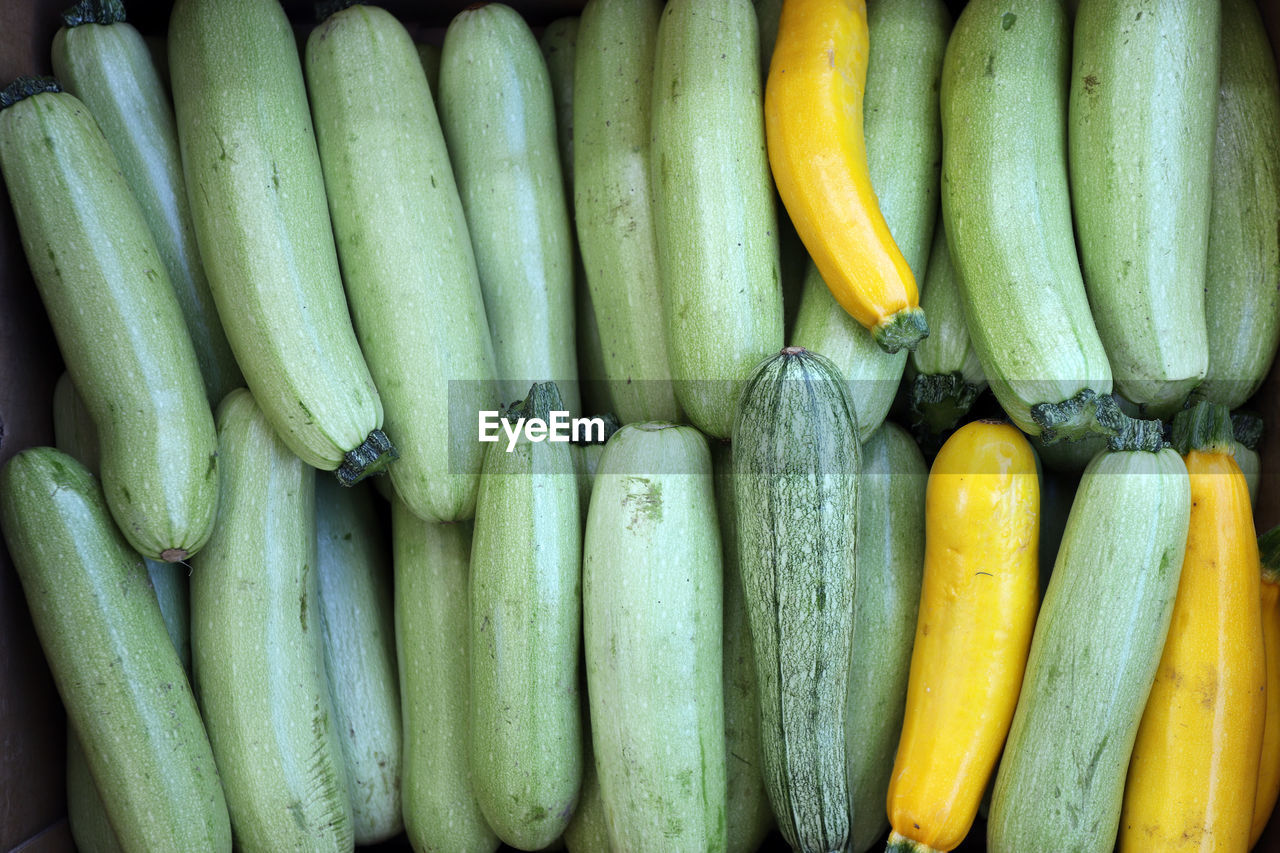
<box><xmin>846</xmin><ymin>422</ymin><xmax>926</xmax><ymax>853</ymax></box>
<box><xmin>314</xmin><ymin>476</ymin><xmax>402</xmax><ymax>845</ymax></box>
<box><xmin>438</xmin><ymin>3</ymin><xmax>580</xmax><ymax>414</ymax></box>
<box><xmin>168</xmin><ymin>0</ymin><xmax>392</xmax><ymax>481</ymax></box>
<box><xmin>1068</xmin><ymin>0</ymin><xmax>1217</xmax><ymax>416</ymax></box>
<box><xmin>470</xmin><ymin>383</ymin><xmax>583</xmax><ymax>849</ymax></box>
<box><xmin>563</xmin><ymin>747</ymin><xmax>609</xmax><ymax>853</ymax></box>
<box><xmin>734</xmin><ymin>347</ymin><xmax>860</xmax><ymax>852</ymax></box>
<box><xmin>583</xmin><ymin>423</ymin><xmax>726</xmax><ymax>850</ymax></box>
<box><xmin>574</xmin><ymin>0</ymin><xmax>681</xmax><ymax>425</ymax></box>
<box><xmin>0</xmin><ymin>81</ymin><xmax>218</xmax><ymax>562</ymax></box>
<box><xmin>190</xmin><ymin>389</ymin><xmax>353</xmax><ymax>852</ymax></box>
<box><xmin>1199</xmin><ymin>0</ymin><xmax>1280</xmax><ymax>410</ymax></box>
<box><xmin>306</xmin><ymin>3</ymin><xmax>498</xmax><ymax>521</ymax></box>
<box><xmin>52</xmin><ymin>0</ymin><xmax>242</xmax><ymax>404</ymax></box>
<box><xmin>393</xmin><ymin>508</ymin><xmax>498</xmax><ymax>853</ymax></box>
<box><xmin>987</xmin><ymin>446</ymin><xmax>1192</xmax><ymax>853</ymax></box>
<box><xmin>0</xmin><ymin>448</ymin><xmax>230</xmax><ymax>852</ymax></box>
<box><xmin>416</xmin><ymin>41</ymin><xmax>440</xmax><ymax>100</ymax></box>
<box><xmin>1233</xmin><ymin>411</ymin><xmax>1263</xmax><ymax>509</ymax></box>
<box><xmin>66</xmin><ymin>732</ymin><xmax>123</xmax><ymax>853</ymax></box>
<box><xmin>650</xmin><ymin>0</ymin><xmax>784</xmax><ymax>439</ymax></box>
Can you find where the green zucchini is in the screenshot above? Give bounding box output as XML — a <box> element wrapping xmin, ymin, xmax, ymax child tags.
<box><xmin>52</xmin><ymin>0</ymin><xmax>242</xmax><ymax>404</ymax></box>
<box><xmin>306</xmin><ymin>3</ymin><xmax>498</xmax><ymax>522</ymax></box>
<box><xmin>314</xmin><ymin>476</ymin><xmax>402</xmax><ymax>845</ymax></box>
<box><xmin>583</xmin><ymin>422</ymin><xmax>726</xmax><ymax>850</ymax></box>
<box><xmin>541</xmin><ymin>17</ymin><xmax>578</xmax><ymax>192</ymax></box>
<box><xmin>987</xmin><ymin>447</ymin><xmax>1192</xmax><ymax>853</ymax></box>
<box><xmin>470</xmin><ymin>383</ymin><xmax>583</xmax><ymax>849</ymax></box>
<box><xmin>1198</xmin><ymin>0</ymin><xmax>1280</xmax><ymax>410</ymax></box>
<box><xmin>846</xmin><ymin>421</ymin><xmax>927</xmax><ymax>853</ymax></box>
<box><xmin>394</xmin><ymin>508</ymin><xmax>499</xmax><ymax>853</ymax></box>
<box><xmin>574</xmin><ymin>0</ymin><xmax>681</xmax><ymax>425</ymax></box>
<box><xmin>940</xmin><ymin>0</ymin><xmax>1115</xmax><ymax>442</ymax></box>
<box><xmin>66</xmin><ymin>732</ymin><xmax>123</xmax><ymax>853</ymax></box>
<box><xmin>1068</xmin><ymin>0</ymin><xmax>1217</xmax><ymax>417</ymax></box>
<box><xmin>0</xmin><ymin>448</ymin><xmax>230</xmax><ymax>852</ymax></box>
<box><xmin>416</xmin><ymin>41</ymin><xmax>440</xmax><ymax>100</ymax></box>
<box><xmin>168</xmin><ymin>0</ymin><xmax>392</xmax><ymax>482</ymax></box>
<box><xmin>438</xmin><ymin>3</ymin><xmax>580</xmax><ymax>414</ymax></box>
<box><xmin>710</xmin><ymin>441</ymin><xmax>774</xmax><ymax>853</ymax></box>
<box><xmin>190</xmin><ymin>389</ymin><xmax>353</xmax><ymax>852</ymax></box>
<box><xmin>733</xmin><ymin>347</ymin><xmax>860</xmax><ymax>852</ymax></box>
<box><xmin>563</xmin><ymin>747</ymin><xmax>610</xmax><ymax>853</ymax></box>
<box><xmin>650</xmin><ymin>0</ymin><xmax>784</xmax><ymax>439</ymax></box>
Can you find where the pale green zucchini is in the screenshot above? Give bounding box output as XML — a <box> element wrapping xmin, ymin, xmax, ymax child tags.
<box><xmin>846</xmin><ymin>422</ymin><xmax>927</xmax><ymax>853</ymax></box>
<box><xmin>52</xmin><ymin>0</ymin><xmax>242</xmax><ymax>404</ymax></box>
<box><xmin>306</xmin><ymin>4</ymin><xmax>498</xmax><ymax>521</ymax></box>
<box><xmin>583</xmin><ymin>422</ymin><xmax>726</xmax><ymax>850</ymax></box>
<box><xmin>190</xmin><ymin>389</ymin><xmax>352</xmax><ymax>852</ymax></box>
<box><xmin>394</xmin><ymin>508</ymin><xmax>499</xmax><ymax>853</ymax></box>
<box><xmin>541</xmin><ymin>17</ymin><xmax>578</xmax><ymax>191</ymax></box>
<box><xmin>987</xmin><ymin>447</ymin><xmax>1192</xmax><ymax>853</ymax></box>
<box><xmin>1198</xmin><ymin>0</ymin><xmax>1280</xmax><ymax>410</ymax></box>
<box><xmin>563</xmin><ymin>747</ymin><xmax>610</xmax><ymax>853</ymax></box>
<box><xmin>710</xmin><ymin>441</ymin><xmax>775</xmax><ymax>853</ymax></box>
<box><xmin>168</xmin><ymin>0</ymin><xmax>391</xmax><ymax>481</ymax></box>
<box><xmin>1068</xmin><ymin>0</ymin><xmax>1217</xmax><ymax>416</ymax></box>
<box><xmin>66</xmin><ymin>732</ymin><xmax>123</xmax><ymax>853</ymax></box>
<box><xmin>650</xmin><ymin>0</ymin><xmax>784</xmax><ymax>439</ymax></box>
<box><xmin>0</xmin><ymin>82</ymin><xmax>218</xmax><ymax>562</ymax></box>
<box><xmin>438</xmin><ymin>3</ymin><xmax>580</xmax><ymax>414</ymax></box>
<box><xmin>0</xmin><ymin>448</ymin><xmax>230</xmax><ymax>852</ymax></box>
<box><xmin>314</xmin><ymin>476</ymin><xmax>402</xmax><ymax>845</ymax></box>
<box><xmin>734</xmin><ymin>347</ymin><xmax>860</xmax><ymax>852</ymax></box>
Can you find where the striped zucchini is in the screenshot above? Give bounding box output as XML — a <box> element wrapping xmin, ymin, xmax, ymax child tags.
<box><xmin>190</xmin><ymin>389</ymin><xmax>352</xmax><ymax>852</ymax></box>
<box><xmin>650</xmin><ymin>0</ymin><xmax>784</xmax><ymax>439</ymax></box>
<box><xmin>438</xmin><ymin>3</ymin><xmax>580</xmax><ymax>414</ymax></box>
<box><xmin>575</xmin><ymin>0</ymin><xmax>680</xmax><ymax>425</ymax></box>
<box><xmin>583</xmin><ymin>423</ymin><xmax>726</xmax><ymax>850</ymax></box>
<box><xmin>52</xmin><ymin>0</ymin><xmax>241</xmax><ymax>404</ymax></box>
<box><xmin>394</xmin><ymin>509</ymin><xmax>498</xmax><ymax>853</ymax></box>
<box><xmin>987</xmin><ymin>447</ymin><xmax>1192</xmax><ymax>853</ymax></box>
<box><xmin>168</xmin><ymin>0</ymin><xmax>391</xmax><ymax>482</ymax></box>
<box><xmin>734</xmin><ymin>347</ymin><xmax>860</xmax><ymax>852</ymax></box>
<box><xmin>314</xmin><ymin>477</ymin><xmax>402</xmax><ymax>845</ymax></box>
<box><xmin>846</xmin><ymin>422</ymin><xmax>927</xmax><ymax>853</ymax></box>
<box><xmin>1068</xmin><ymin>0</ymin><xmax>1217</xmax><ymax>416</ymax></box>
<box><xmin>306</xmin><ymin>4</ymin><xmax>499</xmax><ymax>521</ymax></box>
<box><xmin>0</xmin><ymin>448</ymin><xmax>230</xmax><ymax>852</ymax></box>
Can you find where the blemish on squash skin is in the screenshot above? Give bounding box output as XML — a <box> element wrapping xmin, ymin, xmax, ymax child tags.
<box><xmin>1083</xmin><ymin>74</ymin><xmax>1100</xmax><ymax>96</ymax></box>
<box><xmin>622</xmin><ymin>478</ymin><xmax>662</xmax><ymax>528</ymax></box>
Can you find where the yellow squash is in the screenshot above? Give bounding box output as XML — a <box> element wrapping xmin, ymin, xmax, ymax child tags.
<box><xmin>764</xmin><ymin>0</ymin><xmax>926</xmax><ymax>353</ymax></box>
<box><xmin>1120</xmin><ymin>402</ymin><xmax>1266</xmax><ymax>852</ymax></box>
<box><xmin>1252</xmin><ymin>529</ymin><xmax>1280</xmax><ymax>847</ymax></box>
<box><xmin>886</xmin><ymin>420</ymin><xmax>1039</xmax><ymax>852</ymax></box>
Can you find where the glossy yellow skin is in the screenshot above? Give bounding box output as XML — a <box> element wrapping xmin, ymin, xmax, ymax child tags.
<box><xmin>886</xmin><ymin>421</ymin><xmax>1039</xmax><ymax>852</ymax></box>
<box><xmin>1120</xmin><ymin>451</ymin><xmax>1266</xmax><ymax>852</ymax></box>
<box><xmin>764</xmin><ymin>0</ymin><xmax>920</xmax><ymax>345</ymax></box>
<box><xmin>1253</xmin><ymin>571</ymin><xmax>1280</xmax><ymax>847</ymax></box>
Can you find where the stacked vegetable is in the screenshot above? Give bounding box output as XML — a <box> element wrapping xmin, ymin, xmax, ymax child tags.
<box><xmin>0</xmin><ymin>0</ymin><xmax>1278</xmax><ymax>852</ymax></box>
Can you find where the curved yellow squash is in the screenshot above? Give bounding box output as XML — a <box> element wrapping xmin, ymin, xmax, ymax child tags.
<box><xmin>764</xmin><ymin>0</ymin><xmax>926</xmax><ymax>353</ymax></box>
<box><xmin>1119</xmin><ymin>450</ymin><xmax>1266</xmax><ymax>852</ymax></box>
<box><xmin>885</xmin><ymin>420</ymin><xmax>1039</xmax><ymax>852</ymax></box>
<box><xmin>1253</xmin><ymin>564</ymin><xmax>1280</xmax><ymax>847</ymax></box>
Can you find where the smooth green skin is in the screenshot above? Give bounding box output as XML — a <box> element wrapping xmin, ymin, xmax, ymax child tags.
<box><xmin>1069</xmin><ymin>0</ymin><xmax>1217</xmax><ymax>417</ymax></box>
<box><xmin>563</xmin><ymin>747</ymin><xmax>611</xmax><ymax>853</ymax></box>
<box><xmin>0</xmin><ymin>449</ymin><xmax>230</xmax><ymax>852</ymax></box>
<box><xmin>911</xmin><ymin>220</ymin><xmax>986</xmax><ymax>386</ymax></box>
<box><xmin>584</xmin><ymin>423</ymin><xmax>727</xmax><ymax>852</ymax></box>
<box><xmin>574</xmin><ymin>0</ymin><xmax>681</xmax><ymax>426</ymax></box>
<box><xmin>65</xmin><ymin>731</ymin><xmax>124</xmax><ymax>853</ymax></box>
<box><xmin>710</xmin><ymin>442</ymin><xmax>776</xmax><ymax>853</ymax></box>
<box><xmin>53</xmin><ymin>18</ymin><xmax>242</xmax><ymax>404</ymax></box>
<box><xmin>1232</xmin><ymin>440</ymin><xmax>1261</xmax><ymax>509</ymax></box>
<box><xmin>190</xmin><ymin>390</ymin><xmax>353</xmax><ymax>853</ymax></box>
<box><xmin>306</xmin><ymin>6</ymin><xmax>499</xmax><ymax>522</ymax></box>
<box><xmin>169</xmin><ymin>0</ymin><xmax>384</xmax><ymax>471</ymax></box>
<box><xmin>1199</xmin><ymin>0</ymin><xmax>1280</xmax><ymax>410</ymax></box>
<box><xmin>940</xmin><ymin>0</ymin><xmax>1113</xmax><ymax>438</ymax></box>
<box><xmin>987</xmin><ymin>448</ymin><xmax>1191</xmax><ymax>853</ymax></box>
<box><xmin>314</xmin><ymin>477</ymin><xmax>403</xmax><ymax>845</ymax></box>
<box><xmin>470</xmin><ymin>425</ymin><xmax>583</xmax><ymax>848</ymax></box>
<box><xmin>733</xmin><ymin>350</ymin><xmax>860</xmax><ymax>853</ymax></box>
<box><xmin>650</xmin><ymin>0</ymin><xmax>784</xmax><ymax>440</ymax></box>
<box><xmin>845</xmin><ymin>423</ymin><xmax>926</xmax><ymax>853</ymax></box>
<box><xmin>438</xmin><ymin>4</ymin><xmax>580</xmax><ymax>414</ymax></box>
<box><xmin>541</xmin><ymin>17</ymin><xmax>579</xmax><ymax>191</ymax></box>
<box><xmin>0</xmin><ymin>91</ymin><xmax>218</xmax><ymax>562</ymax></box>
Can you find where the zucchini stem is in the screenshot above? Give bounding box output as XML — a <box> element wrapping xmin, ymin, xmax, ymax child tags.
<box><xmin>336</xmin><ymin>429</ymin><xmax>398</xmax><ymax>486</ymax></box>
<box><xmin>1033</xmin><ymin>389</ymin><xmax>1165</xmax><ymax>451</ymax></box>
<box><xmin>61</xmin><ymin>0</ymin><xmax>126</xmax><ymax>27</ymax></box>
<box><xmin>1232</xmin><ymin>410</ymin><xmax>1264</xmax><ymax>451</ymax></box>
<box><xmin>1260</xmin><ymin>525</ymin><xmax>1280</xmax><ymax>584</ymax></box>
<box><xmin>504</xmin><ymin>381</ymin><xmax>566</xmax><ymax>425</ymax></box>
<box><xmin>908</xmin><ymin>372</ymin><xmax>983</xmax><ymax>436</ymax></box>
<box><xmin>885</xmin><ymin>830</ymin><xmax>943</xmax><ymax>853</ymax></box>
<box><xmin>1170</xmin><ymin>399</ymin><xmax>1234</xmax><ymax>456</ymax></box>
<box><xmin>1</xmin><ymin>77</ymin><xmax>61</xmax><ymax>110</ymax></box>
<box><xmin>873</xmin><ymin>307</ymin><xmax>929</xmax><ymax>354</ymax></box>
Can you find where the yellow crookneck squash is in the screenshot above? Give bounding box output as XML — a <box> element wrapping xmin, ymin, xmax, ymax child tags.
<box><xmin>1251</xmin><ymin>525</ymin><xmax>1280</xmax><ymax>847</ymax></box>
<box><xmin>764</xmin><ymin>0</ymin><xmax>927</xmax><ymax>354</ymax></box>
